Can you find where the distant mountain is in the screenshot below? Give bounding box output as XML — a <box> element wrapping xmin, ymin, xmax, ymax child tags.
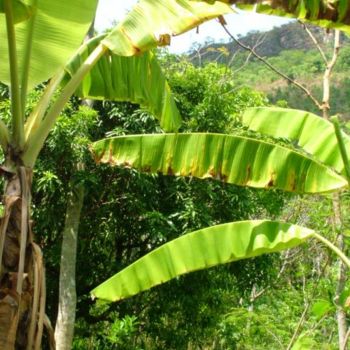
<box><xmin>186</xmin><ymin>22</ymin><xmax>350</xmax><ymax>119</ymax></box>
<box><xmin>189</xmin><ymin>22</ymin><xmax>349</xmax><ymax>63</ymax></box>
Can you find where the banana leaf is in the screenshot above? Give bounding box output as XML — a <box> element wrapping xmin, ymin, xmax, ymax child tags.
<box><xmin>91</xmin><ymin>220</ymin><xmax>314</xmax><ymax>301</ymax></box>
<box><xmin>65</xmin><ymin>36</ymin><xmax>181</xmax><ymax>132</ymax></box>
<box><xmin>103</xmin><ymin>0</ymin><xmax>233</xmax><ymax>56</ymax></box>
<box><xmin>91</xmin><ymin>133</ymin><xmax>347</xmax><ymax>194</ymax></box>
<box><xmin>0</xmin><ymin>0</ymin><xmax>98</xmax><ymax>88</ymax></box>
<box><xmin>227</xmin><ymin>0</ymin><xmax>350</xmax><ymax>34</ymax></box>
<box><xmin>0</xmin><ymin>0</ymin><xmax>32</xmax><ymax>23</ymax></box>
<box><xmin>242</xmin><ymin>107</ymin><xmax>350</xmax><ymax>176</ymax></box>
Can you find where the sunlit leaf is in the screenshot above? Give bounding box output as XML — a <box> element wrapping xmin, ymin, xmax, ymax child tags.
<box><xmin>103</xmin><ymin>0</ymin><xmax>233</xmax><ymax>56</ymax></box>
<box><xmin>91</xmin><ymin>133</ymin><xmax>347</xmax><ymax>194</ymax></box>
<box><xmin>227</xmin><ymin>0</ymin><xmax>350</xmax><ymax>33</ymax></box>
<box><xmin>91</xmin><ymin>220</ymin><xmax>314</xmax><ymax>301</ymax></box>
<box><xmin>0</xmin><ymin>0</ymin><xmax>98</xmax><ymax>88</ymax></box>
<box><xmin>242</xmin><ymin>107</ymin><xmax>350</xmax><ymax>176</ymax></box>
<box><xmin>291</xmin><ymin>334</ymin><xmax>317</xmax><ymax>350</ymax></box>
<box><xmin>65</xmin><ymin>36</ymin><xmax>181</xmax><ymax>132</ymax></box>
<box><xmin>311</xmin><ymin>299</ymin><xmax>333</xmax><ymax>319</ymax></box>
<box><xmin>0</xmin><ymin>0</ymin><xmax>32</xmax><ymax>23</ymax></box>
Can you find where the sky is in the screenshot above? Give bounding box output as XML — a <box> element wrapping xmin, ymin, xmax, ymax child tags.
<box><xmin>95</xmin><ymin>0</ymin><xmax>292</xmax><ymax>53</ymax></box>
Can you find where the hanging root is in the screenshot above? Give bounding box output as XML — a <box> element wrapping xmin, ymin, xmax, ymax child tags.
<box><xmin>44</xmin><ymin>314</ymin><xmax>56</xmax><ymax>350</ymax></box>
<box><xmin>34</xmin><ymin>252</ymin><xmax>46</xmax><ymax>350</ymax></box>
<box><xmin>0</xmin><ymin>195</ymin><xmax>19</xmax><ymax>277</ymax></box>
<box><xmin>17</xmin><ymin>167</ymin><xmax>29</xmax><ymax>295</ymax></box>
<box><xmin>27</xmin><ymin>242</ymin><xmax>42</xmax><ymax>350</ymax></box>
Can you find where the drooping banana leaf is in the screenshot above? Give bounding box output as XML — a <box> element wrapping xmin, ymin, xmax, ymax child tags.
<box><xmin>91</xmin><ymin>220</ymin><xmax>314</xmax><ymax>301</ymax></box>
<box><xmin>226</xmin><ymin>0</ymin><xmax>350</xmax><ymax>34</ymax></box>
<box><xmin>103</xmin><ymin>0</ymin><xmax>233</xmax><ymax>56</ymax></box>
<box><xmin>0</xmin><ymin>0</ymin><xmax>32</xmax><ymax>23</ymax></box>
<box><xmin>65</xmin><ymin>35</ymin><xmax>181</xmax><ymax>132</ymax></box>
<box><xmin>241</xmin><ymin>107</ymin><xmax>350</xmax><ymax>176</ymax></box>
<box><xmin>0</xmin><ymin>0</ymin><xmax>98</xmax><ymax>88</ymax></box>
<box><xmin>91</xmin><ymin>133</ymin><xmax>347</xmax><ymax>194</ymax></box>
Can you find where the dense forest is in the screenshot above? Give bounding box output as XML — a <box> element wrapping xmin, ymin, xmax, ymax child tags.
<box><xmin>0</xmin><ymin>1</ymin><xmax>349</xmax><ymax>350</ymax></box>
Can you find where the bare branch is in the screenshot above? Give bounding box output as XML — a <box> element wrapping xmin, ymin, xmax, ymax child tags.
<box><xmin>342</xmin><ymin>328</ymin><xmax>350</xmax><ymax>350</ymax></box>
<box><xmin>232</xmin><ymin>33</ymin><xmax>266</xmax><ymax>74</ymax></box>
<box><xmin>322</xmin><ymin>30</ymin><xmax>341</xmax><ymax>119</ymax></box>
<box><xmin>299</xmin><ymin>21</ymin><xmax>328</xmax><ymax>65</ymax></box>
<box><xmin>221</xmin><ymin>22</ymin><xmax>322</xmax><ymax>110</ymax></box>
<box><xmin>286</xmin><ymin>301</ymin><xmax>310</xmax><ymax>350</ymax></box>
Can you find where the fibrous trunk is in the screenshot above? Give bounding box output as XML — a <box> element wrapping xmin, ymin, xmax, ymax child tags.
<box><xmin>0</xmin><ymin>164</ymin><xmax>47</xmax><ymax>349</ymax></box>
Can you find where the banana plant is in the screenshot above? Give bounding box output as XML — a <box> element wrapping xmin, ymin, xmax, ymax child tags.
<box><xmin>223</xmin><ymin>0</ymin><xmax>350</xmax><ymax>33</ymax></box>
<box><xmin>89</xmin><ymin>106</ymin><xmax>350</xmax><ymax>302</ymax></box>
<box><xmin>1</xmin><ymin>0</ymin><xmax>350</xmax><ymax>348</ymax></box>
<box><xmin>91</xmin><ymin>220</ymin><xmax>349</xmax><ymax>301</ymax></box>
<box><xmin>0</xmin><ymin>0</ymin><xmax>232</xmax><ymax>348</ymax></box>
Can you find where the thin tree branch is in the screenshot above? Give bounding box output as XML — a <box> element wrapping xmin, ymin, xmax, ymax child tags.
<box><xmin>286</xmin><ymin>254</ymin><xmax>332</xmax><ymax>350</ymax></box>
<box><xmin>286</xmin><ymin>301</ymin><xmax>310</xmax><ymax>350</ymax></box>
<box><xmin>220</xmin><ymin>22</ymin><xmax>322</xmax><ymax>110</ymax></box>
<box><xmin>342</xmin><ymin>328</ymin><xmax>350</xmax><ymax>350</ymax></box>
<box><xmin>299</xmin><ymin>21</ymin><xmax>328</xmax><ymax>65</ymax></box>
<box><xmin>319</xmin><ymin>29</ymin><xmax>349</xmax><ymax>350</ymax></box>
<box><xmin>322</xmin><ymin>30</ymin><xmax>340</xmax><ymax>119</ymax></box>
<box><xmin>233</xmin><ymin>33</ymin><xmax>266</xmax><ymax>74</ymax></box>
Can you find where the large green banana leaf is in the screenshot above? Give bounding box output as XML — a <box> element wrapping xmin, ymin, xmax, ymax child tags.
<box><xmin>0</xmin><ymin>0</ymin><xmax>98</xmax><ymax>88</ymax></box>
<box><xmin>91</xmin><ymin>133</ymin><xmax>347</xmax><ymax>194</ymax></box>
<box><xmin>103</xmin><ymin>0</ymin><xmax>233</xmax><ymax>56</ymax></box>
<box><xmin>91</xmin><ymin>220</ymin><xmax>314</xmax><ymax>301</ymax></box>
<box><xmin>0</xmin><ymin>0</ymin><xmax>32</xmax><ymax>23</ymax></box>
<box><xmin>65</xmin><ymin>36</ymin><xmax>181</xmax><ymax>132</ymax></box>
<box><xmin>227</xmin><ymin>0</ymin><xmax>350</xmax><ymax>33</ymax></box>
<box><xmin>241</xmin><ymin>107</ymin><xmax>350</xmax><ymax>176</ymax></box>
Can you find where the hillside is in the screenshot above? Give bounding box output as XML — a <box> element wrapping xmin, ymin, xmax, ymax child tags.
<box><xmin>188</xmin><ymin>22</ymin><xmax>350</xmax><ymax>119</ymax></box>
<box><xmin>190</xmin><ymin>21</ymin><xmax>349</xmax><ymax>62</ymax></box>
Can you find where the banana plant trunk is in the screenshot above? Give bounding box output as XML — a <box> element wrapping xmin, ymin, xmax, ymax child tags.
<box><xmin>0</xmin><ymin>161</ymin><xmax>45</xmax><ymax>349</ymax></box>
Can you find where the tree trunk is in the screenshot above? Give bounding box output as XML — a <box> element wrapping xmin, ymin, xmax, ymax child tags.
<box><xmin>0</xmin><ymin>165</ymin><xmax>46</xmax><ymax>349</ymax></box>
<box><xmin>54</xmin><ymin>180</ymin><xmax>84</xmax><ymax>350</ymax></box>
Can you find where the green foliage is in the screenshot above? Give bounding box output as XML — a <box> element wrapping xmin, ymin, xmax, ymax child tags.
<box><xmin>91</xmin><ymin>221</ymin><xmax>314</xmax><ymax>301</ymax></box>
<box><xmin>64</xmin><ymin>61</ymin><xmax>288</xmax><ymax>348</ymax></box>
<box><xmin>160</xmin><ymin>60</ymin><xmax>267</xmax><ymax>133</ymax></box>
<box><xmin>73</xmin><ymin>311</ymin><xmax>140</xmax><ymax>350</ymax></box>
<box><xmin>66</xmin><ymin>40</ymin><xmax>181</xmax><ymax>132</ymax></box>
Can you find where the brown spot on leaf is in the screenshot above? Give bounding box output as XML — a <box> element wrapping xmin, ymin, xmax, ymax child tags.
<box><xmin>218</xmin><ymin>171</ymin><xmax>228</xmax><ymax>182</ymax></box>
<box><xmin>167</xmin><ymin>166</ymin><xmax>174</xmax><ymax>176</ymax></box>
<box><xmin>209</xmin><ymin>168</ymin><xmax>216</xmax><ymax>178</ymax></box>
<box><xmin>142</xmin><ymin>165</ymin><xmax>151</xmax><ymax>173</ymax></box>
<box><xmin>158</xmin><ymin>34</ymin><xmax>171</xmax><ymax>47</ymax></box>
<box><xmin>267</xmin><ymin>179</ymin><xmax>274</xmax><ymax>188</ymax></box>
<box><xmin>132</xmin><ymin>45</ymin><xmax>141</xmax><ymax>54</ymax></box>
<box><xmin>246</xmin><ymin>164</ymin><xmax>251</xmax><ymax>181</ymax></box>
<box><xmin>120</xmin><ymin>26</ymin><xmax>141</xmax><ymax>54</ymax></box>
<box><xmin>218</xmin><ymin>15</ymin><xmax>227</xmax><ymax>25</ymax></box>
